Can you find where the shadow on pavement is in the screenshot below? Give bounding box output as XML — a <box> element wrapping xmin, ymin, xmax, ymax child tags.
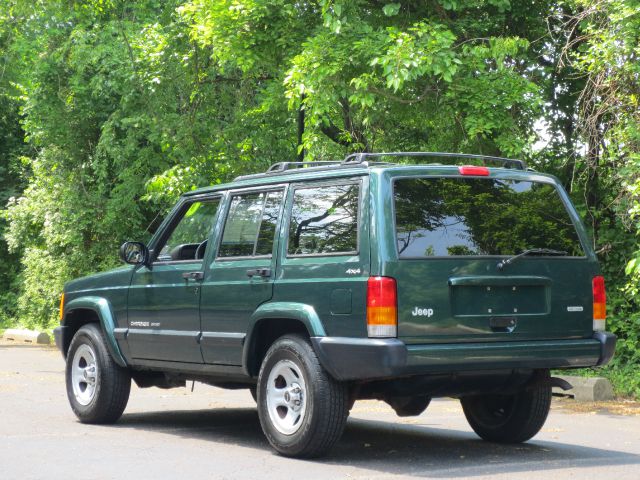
<box><xmin>115</xmin><ymin>408</ymin><xmax>640</xmax><ymax>477</ymax></box>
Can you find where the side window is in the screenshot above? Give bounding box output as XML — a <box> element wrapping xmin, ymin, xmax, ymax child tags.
<box><xmin>156</xmin><ymin>198</ymin><xmax>221</xmax><ymax>262</ymax></box>
<box><xmin>288</xmin><ymin>183</ymin><xmax>359</xmax><ymax>256</ymax></box>
<box><xmin>218</xmin><ymin>190</ymin><xmax>284</xmax><ymax>258</ymax></box>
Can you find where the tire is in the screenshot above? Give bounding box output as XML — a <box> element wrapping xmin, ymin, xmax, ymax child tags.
<box><xmin>65</xmin><ymin>323</ymin><xmax>131</xmax><ymax>424</ymax></box>
<box><xmin>461</xmin><ymin>373</ymin><xmax>552</xmax><ymax>443</ymax></box>
<box><xmin>249</xmin><ymin>385</ymin><xmax>258</xmax><ymax>403</ymax></box>
<box><xmin>386</xmin><ymin>395</ymin><xmax>431</xmax><ymax>417</ymax></box>
<box><xmin>257</xmin><ymin>334</ymin><xmax>349</xmax><ymax>458</ymax></box>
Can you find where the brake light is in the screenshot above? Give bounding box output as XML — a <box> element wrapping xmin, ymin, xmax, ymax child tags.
<box><xmin>367</xmin><ymin>276</ymin><xmax>397</xmax><ymax>337</ymax></box>
<box><xmin>59</xmin><ymin>293</ymin><xmax>65</xmax><ymax>323</ymax></box>
<box><xmin>592</xmin><ymin>276</ymin><xmax>606</xmax><ymax>331</ymax></box>
<box><xmin>458</xmin><ymin>165</ymin><xmax>489</xmax><ymax>176</ymax></box>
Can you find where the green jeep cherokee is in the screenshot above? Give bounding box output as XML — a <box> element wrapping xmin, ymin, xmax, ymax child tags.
<box><xmin>54</xmin><ymin>152</ymin><xmax>616</xmax><ymax>458</ymax></box>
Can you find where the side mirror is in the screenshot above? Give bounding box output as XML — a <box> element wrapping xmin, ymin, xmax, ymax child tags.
<box><xmin>119</xmin><ymin>241</ymin><xmax>150</xmax><ymax>266</ymax></box>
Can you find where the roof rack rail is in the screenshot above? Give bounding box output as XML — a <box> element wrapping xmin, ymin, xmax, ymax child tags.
<box><xmin>234</xmin><ymin>151</ymin><xmax>525</xmax><ymax>181</ymax></box>
<box><xmin>233</xmin><ymin>159</ymin><xmax>372</xmax><ymax>181</ymax></box>
<box><xmin>266</xmin><ymin>160</ymin><xmax>342</xmax><ymax>174</ymax></box>
<box><xmin>342</xmin><ymin>152</ymin><xmax>526</xmax><ymax>170</ymax></box>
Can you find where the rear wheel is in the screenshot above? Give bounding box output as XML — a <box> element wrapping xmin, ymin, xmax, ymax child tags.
<box><xmin>257</xmin><ymin>335</ymin><xmax>349</xmax><ymax>458</ymax></box>
<box><xmin>65</xmin><ymin>324</ymin><xmax>131</xmax><ymax>424</ymax></box>
<box><xmin>461</xmin><ymin>374</ymin><xmax>551</xmax><ymax>443</ymax></box>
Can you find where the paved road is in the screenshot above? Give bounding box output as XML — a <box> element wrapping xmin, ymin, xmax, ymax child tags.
<box><xmin>1</xmin><ymin>342</ymin><xmax>639</xmax><ymax>480</ymax></box>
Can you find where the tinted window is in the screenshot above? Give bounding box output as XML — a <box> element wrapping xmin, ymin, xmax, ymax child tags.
<box><xmin>394</xmin><ymin>178</ymin><xmax>584</xmax><ymax>257</ymax></box>
<box><xmin>157</xmin><ymin>199</ymin><xmax>221</xmax><ymax>262</ymax></box>
<box><xmin>288</xmin><ymin>183</ymin><xmax>359</xmax><ymax>255</ymax></box>
<box><xmin>219</xmin><ymin>190</ymin><xmax>283</xmax><ymax>257</ymax></box>
<box><xmin>255</xmin><ymin>192</ymin><xmax>282</xmax><ymax>255</ymax></box>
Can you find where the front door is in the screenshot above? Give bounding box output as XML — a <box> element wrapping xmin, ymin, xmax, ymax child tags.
<box><xmin>127</xmin><ymin>196</ymin><xmax>222</xmax><ymax>363</ymax></box>
<box><xmin>199</xmin><ymin>188</ymin><xmax>285</xmax><ymax>365</ymax></box>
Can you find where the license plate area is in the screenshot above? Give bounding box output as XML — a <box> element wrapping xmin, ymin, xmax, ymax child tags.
<box><xmin>449</xmin><ymin>276</ymin><xmax>550</xmax><ymax>317</ymax></box>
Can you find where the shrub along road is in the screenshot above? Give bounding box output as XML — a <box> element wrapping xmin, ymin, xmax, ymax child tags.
<box><xmin>1</xmin><ymin>341</ymin><xmax>639</xmax><ymax>480</ymax></box>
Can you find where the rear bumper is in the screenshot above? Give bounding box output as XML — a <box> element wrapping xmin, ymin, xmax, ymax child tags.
<box><xmin>311</xmin><ymin>332</ymin><xmax>617</xmax><ymax>381</ymax></box>
<box><xmin>593</xmin><ymin>331</ymin><xmax>617</xmax><ymax>366</ymax></box>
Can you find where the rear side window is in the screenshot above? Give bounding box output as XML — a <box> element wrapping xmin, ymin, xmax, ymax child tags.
<box><xmin>394</xmin><ymin>178</ymin><xmax>584</xmax><ymax>258</ymax></box>
<box><xmin>288</xmin><ymin>183</ymin><xmax>359</xmax><ymax>256</ymax></box>
<box><xmin>219</xmin><ymin>190</ymin><xmax>283</xmax><ymax>257</ymax></box>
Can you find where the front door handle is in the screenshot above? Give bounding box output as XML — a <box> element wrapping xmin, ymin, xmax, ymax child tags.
<box><xmin>182</xmin><ymin>271</ymin><xmax>204</xmax><ymax>281</ymax></box>
<box><xmin>246</xmin><ymin>268</ymin><xmax>271</xmax><ymax>278</ymax></box>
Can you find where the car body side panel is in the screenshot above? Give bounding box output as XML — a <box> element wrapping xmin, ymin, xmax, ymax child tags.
<box><xmin>63</xmin><ymin>266</ymin><xmax>133</xmax><ymax>330</ymax></box>
<box><xmin>61</xmin><ymin>266</ymin><xmax>134</xmax><ymax>364</ymax></box>
<box><xmin>127</xmin><ymin>262</ymin><xmax>204</xmax><ymax>363</ymax></box>
<box><xmin>62</xmin><ymin>296</ymin><xmax>128</xmax><ymax>366</ymax></box>
<box><xmin>272</xmin><ymin>176</ymin><xmax>371</xmax><ymax>338</ymax></box>
<box><xmin>242</xmin><ymin>301</ymin><xmax>327</xmax><ymax>376</ymax></box>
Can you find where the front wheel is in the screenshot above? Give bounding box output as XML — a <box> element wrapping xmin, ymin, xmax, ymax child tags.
<box><xmin>65</xmin><ymin>323</ymin><xmax>131</xmax><ymax>424</ymax></box>
<box><xmin>257</xmin><ymin>335</ymin><xmax>349</xmax><ymax>458</ymax></box>
<box><xmin>461</xmin><ymin>373</ymin><xmax>552</xmax><ymax>443</ymax></box>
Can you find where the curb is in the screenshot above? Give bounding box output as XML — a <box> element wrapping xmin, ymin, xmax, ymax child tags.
<box><xmin>553</xmin><ymin>375</ymin><xmax>614</xmax><ymax>402</ymax></box>
<box><xmin>2</xmin><ymin>329</ymin><xmax>50</xmax><ymax>345</ymax></box>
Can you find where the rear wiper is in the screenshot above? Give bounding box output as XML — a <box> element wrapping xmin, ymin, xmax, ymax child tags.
<box><xmin>497</xmin><ymin>248</ymin><xmax>568</xmax><ymax>271</ymax></box>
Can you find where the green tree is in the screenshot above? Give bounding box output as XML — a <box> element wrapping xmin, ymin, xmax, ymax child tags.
<box><xmin>0</xmin><ymin>0</ymin><xmax>638</xmax><ymax>398</ymax></box>
<box><xmin>563</xmin><ymin>0</ymin><xmax>640</xmax><ymax>396</ymax></box>
<box><xmin>2</xmin><ymin>0</ymin><xmax>553</xmax><ymax>329</ymax></box>
<box><xmin>0</xmin><ymin>1</ymin><xmax>31</xmax><ymax>326</ymax></box>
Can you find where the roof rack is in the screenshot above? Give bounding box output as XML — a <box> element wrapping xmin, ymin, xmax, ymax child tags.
<box><xmin>234</xmin><ymin>151</ymin><xmax>525</xmax><ymax>181</ymax></box>
<box><xmin>343</xmin><ymin>152</ymin><xmax>526</xmax><ymax>170</ymax></box>
<box><xmin>266</xmin><ymin>160</ymin><xmax>342</xmax><ymax>173</ymax></box>
<box><xmin>233</xmin><ymin>159</ymin><xmax>373</xmax><ymax>181</ymax></box>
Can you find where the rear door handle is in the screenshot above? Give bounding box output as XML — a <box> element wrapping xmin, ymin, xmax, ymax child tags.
<box><xmin>182</xmin><ymin>271</ymin><xmax>204</xmax><ymax>281</ymax></box>
<box><xmin>246</xmin><ymin>268</ymin><xmax>271</xmax><ymax>278</ymax></box>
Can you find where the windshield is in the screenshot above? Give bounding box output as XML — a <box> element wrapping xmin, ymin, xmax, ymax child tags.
<box><xmin>393</xmin><ymin>177</ymin><xmax>585</xmax><ymax>258</ymax></box>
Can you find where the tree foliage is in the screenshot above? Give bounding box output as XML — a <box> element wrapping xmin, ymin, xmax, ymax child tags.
<box><xmin>0</xmin><ymin>0</ymin><xmax>638</xmax><ymax>395</ymax></box>
<box><xmin>562</xmin><ymin>0</ymin><xmax>640</xmax><ymax>396</ymax></box>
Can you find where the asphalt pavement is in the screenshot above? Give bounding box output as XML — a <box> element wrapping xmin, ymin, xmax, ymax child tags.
<box><xmin>1</xmin><ymin>341</ymin><xmax>639</xmax><ymax>480</ymax></box>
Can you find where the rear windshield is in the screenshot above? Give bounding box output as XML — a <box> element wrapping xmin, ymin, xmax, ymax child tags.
<box><xmin>394</xmin><ymin>178</ymin><xmax>584</xmax><ymax>258</ymax></box>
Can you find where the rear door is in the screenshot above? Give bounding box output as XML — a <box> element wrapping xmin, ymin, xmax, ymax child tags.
<box><xmin>385</xmin><ymin>173</ymin><xmax>596</xmax><ymax>344</ymax></box>
<box><xmin>199</xmin><ymin>187</ymin><xmax>285</xmax><ymax>365</ymax></box>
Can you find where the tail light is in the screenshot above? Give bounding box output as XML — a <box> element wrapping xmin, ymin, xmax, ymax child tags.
<box><xmin>59</xmin><ymin>293</ymin><xmax>65</xmax><ymax>323</ymax></box>
<box><xmin>592</xmin><ymin>276</ymin><xmax>606</xmax><ymax>331</ymax></box>
<box><xmin>367</xmin><ymin>276</ymin><xmax>397</xmax><ymax>337</ymax></box>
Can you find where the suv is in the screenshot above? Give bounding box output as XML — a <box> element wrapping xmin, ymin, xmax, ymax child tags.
<box><xmin>55</xmin><ymin>152</ymin><xmax>616</xmax><ymax>458</ymax></box>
